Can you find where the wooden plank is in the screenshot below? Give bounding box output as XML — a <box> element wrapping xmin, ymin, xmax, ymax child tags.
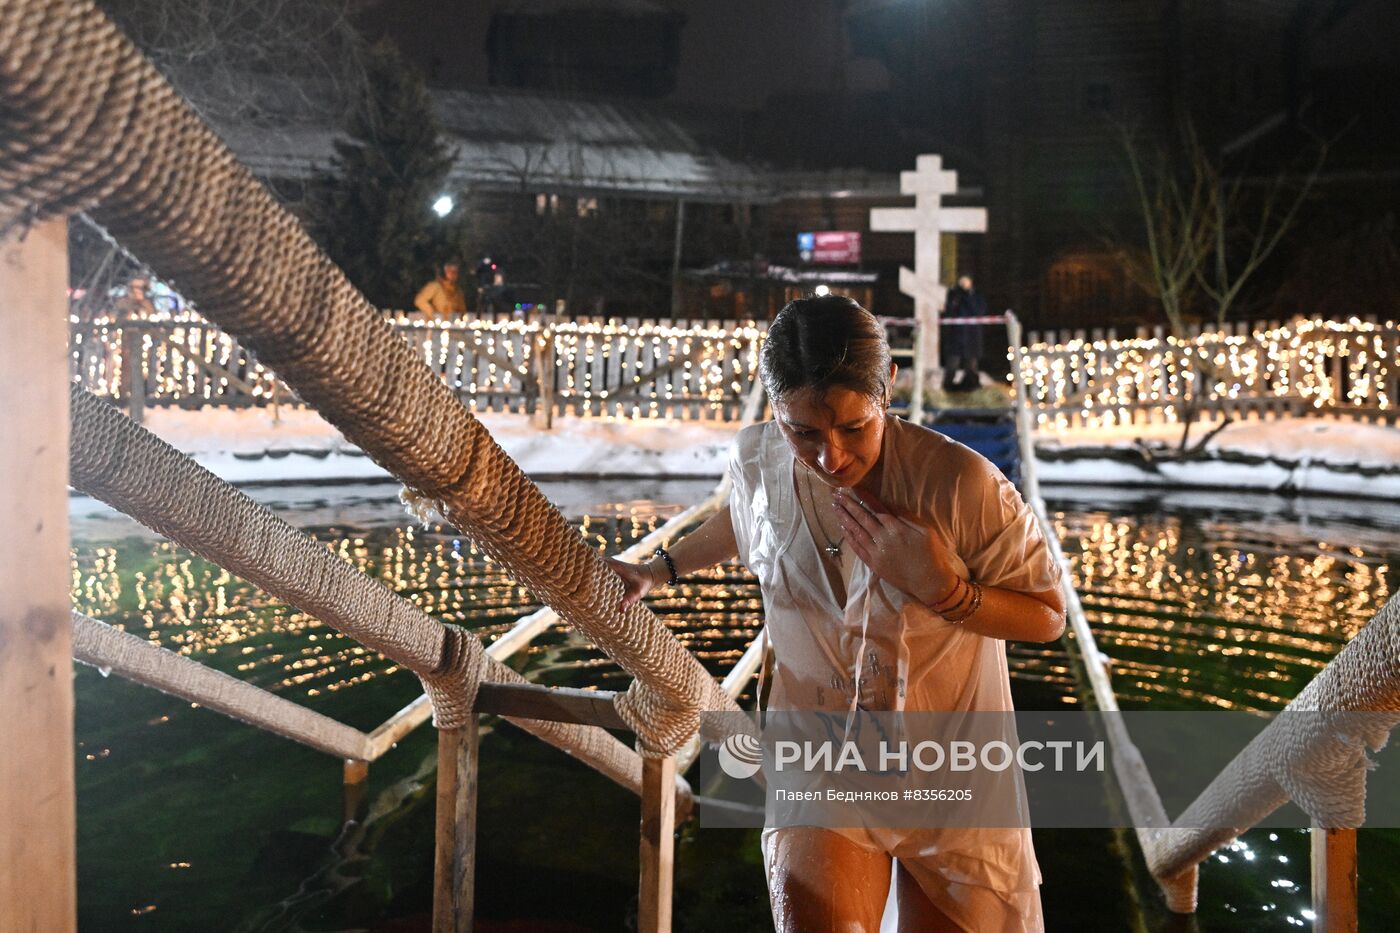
<box><xmin>473</xmin><ymin>681</ymin><xmax>629</xmax><ymax>729</ymax></box>
<box><xmin>200</xmin><ymin>325</ymin><xmax>213</xmax><ymax>400</ymax></box>
<box><xmin>638</xmin><ymin>756</ymin><xmax>676</xmax><ymax>933</ymax></box>
<box><xmin>620</xmin><ymin>317</ymin><xmax>640</xmax><ymax>418</ymax></box>
<box><xmin>343</xmin><ymin>758</ymin><xmax>369</xmax><ymax>824</ymax></box>
<box><xmin>123</xmin><ymin>325</ymin><xmax>145</xmax><ymax>425</ymax></box>
<box><xmin>343</xmin><ymin>758</ymin><xmax>369</xmax><ymax>786</ymax></box>
<box><xmin>173</xmin><ymin>338</ymin><xmax>261</xmax><ymax>399</ymax></box>
<box><xmin>1311</xmin><ymin>828</ymin><xmax>1357</xmax><ymax>933</ymax></box>
<box><xmin>432</xmin><ymin>721</ymin><xmax>479</xmax><ymax>933</ymax></box>
<box><xmin>617</xmin><ymin>342</ymin><xmax>710</xmax><ymax>402</ymax></box>
<box><xmin>0</xmin><ymin>216</ymin><xmax>76</xmax><ymax>932</ymax></box>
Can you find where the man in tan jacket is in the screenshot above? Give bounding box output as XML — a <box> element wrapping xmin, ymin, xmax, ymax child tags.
<box><xmin>413</xmin><ymin>261</ymin><xmax>467</xmax><ymax>319</ymax></box>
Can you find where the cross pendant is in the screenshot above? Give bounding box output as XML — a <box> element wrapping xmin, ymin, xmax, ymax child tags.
<box><xmin>825</xmin><ymin>544</ymin><xmax>841</xmax><ymax>558</ymax></box>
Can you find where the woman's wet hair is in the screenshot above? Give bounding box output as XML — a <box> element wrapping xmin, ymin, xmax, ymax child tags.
<box><xmin>759</xmin><ymin>295</ymin><xmax>893</xmax><ymax>406</ymax></box>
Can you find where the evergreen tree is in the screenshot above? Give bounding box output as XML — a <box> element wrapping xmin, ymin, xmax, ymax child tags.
<box><xmin>306</xmin><ymin>40</ymin><xmax>465</xmax><ymax>310</ymax></box>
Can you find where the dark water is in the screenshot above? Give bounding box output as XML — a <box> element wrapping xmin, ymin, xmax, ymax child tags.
<box><xmin>67</xmin><ymin>482</ymin><xmax>1399</xmax><ymax>931</ymax></box>
<box><xmin>1044</xmin><ymin>487</ymin><xmax>1400</xmax><ymax>932</ymax></box>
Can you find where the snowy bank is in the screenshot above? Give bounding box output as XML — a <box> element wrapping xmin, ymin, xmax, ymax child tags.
<box><xmin>1035</xmin><ymin>417</ymin><xmax>1400</xmax><ymax>500</ymax></box>
<box><xmin>137</xmin><ymin>407</ymin><xmax>741</xmax><ymax>485</ymax></box>
<box><xmin>131</xmin><ymin>406</ymin><xmax>1400</xmax><ymax>501</ymax></box>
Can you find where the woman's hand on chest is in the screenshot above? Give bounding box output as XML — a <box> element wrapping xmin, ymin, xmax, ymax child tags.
<box><xmin>832</xmin><ymin>487</ymin><xmax>959</xmax><ymax>607</ymax></box>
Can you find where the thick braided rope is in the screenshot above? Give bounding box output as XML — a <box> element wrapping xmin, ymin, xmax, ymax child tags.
<box><xmin>0</xmin><ymin>0</ymin><xmax>736</xmax><ymax>755</ymax></box>
<box><xmin>72</xmin><ymin>610</ymin><xmax>370</xmax><ymax>760</ymax></box>
<box><xmin>72</xmin><ymin>607</ymin><xmax>658</xmax><ymax>798</ymax></box>
<box><xmin>65</xmin><ymin>388</ymin><xmax>651</xmax><ymax>800</ymax></box>
<box><xmin>1144</xmin><ymin>592</ymin><xmax>1400</xmax><ymax>882</ymax></box>
<box><xmin>69</xmin><ymin>387</ymin><xmax>453</xmax><ymax>680</ymax></box>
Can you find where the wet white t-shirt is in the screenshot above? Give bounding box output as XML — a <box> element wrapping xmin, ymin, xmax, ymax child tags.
<box><xmin>729</xmin><ymin>414</ymin><xmax>1063</xmax><ymax>892</ymax></box>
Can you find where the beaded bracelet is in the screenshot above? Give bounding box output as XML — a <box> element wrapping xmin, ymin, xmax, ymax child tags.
<box><xmin>653</xmin><ymin>546</ymin><xmax>680</xmax><ymax>587</ymax></box>
<box><xmin>940</xmin><ymin>585</ymin><xmax>975</xmax><ymax>621</ymax></box>
<box><xmin>943</xmin><ymin>581</ymin><xmax>984</xmax><ymax>624</ymax></box>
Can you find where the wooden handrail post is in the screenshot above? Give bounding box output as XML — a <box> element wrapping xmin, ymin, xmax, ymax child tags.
<box><xmin>521</xmin><ymin>327</ymin><xmax>538</xmax><ymax>417</ymax></box>
<box><xmin>123</xmin><ymin>323</ymin><xmax>145</xmax><ymax>426</ymax></box>
<box><xmin>1311</xmin><ymin>827</ymin><xmax>1358</xmax><ymax>933</ymax></box>
<box><xmin>639</xmin><ymin>755</ymin><xmax>676</xmax><ymax>933</ymax></box>
<box><xmin>0</xmin><ymin>216</ymin><xmax>77</xmax><ymax>932</ymax></box>
<box><xmin>433</xmin><ymin>722</ymin><xmax>479</xmax><ymax>933</ymax></box>
<box><xmin>532</xmin><ymin>325</ymin><xmax>556</xmax><ymax>430</ymax></box>
<box><xmin>342</xmin><ymin>758</ymin><xmax>369</xmax><ymax>825</ymax></box>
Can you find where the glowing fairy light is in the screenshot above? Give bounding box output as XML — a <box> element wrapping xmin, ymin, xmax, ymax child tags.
<box><xmin>1020</xmin><ymin>318</ymin><xmax>1396</xmax><ymax>429</ymax></box>
<box><xmin>73</xmin><ymin>315</ymin><xmax>767</xmax><ymax>421</ymax></box>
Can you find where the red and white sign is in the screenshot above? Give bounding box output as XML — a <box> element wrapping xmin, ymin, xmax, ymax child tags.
<box><xmin>798</xmin><ymin>231</ymin><xmax>862</xmax><ymax>265</ymax></box>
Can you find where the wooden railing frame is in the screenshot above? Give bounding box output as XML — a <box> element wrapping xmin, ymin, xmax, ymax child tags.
<box><xmin>2</xmin><ymin>216</ymin><xmax>78</xmax><ymax>933</ymax></box>
<box><xmin>1012</xmin><ymin>309</ymin><xmax>1370</xmax><ymax>929</ymax></box>
<box><xmin>62</xmin><ymin>375</ymin><xmax>767</xmax><ymax>932</ymax></box>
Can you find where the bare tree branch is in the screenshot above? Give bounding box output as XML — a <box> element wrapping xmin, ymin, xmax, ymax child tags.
<box><xmin>1108</xmin><ymin>114</ymin><xmax>1328</xmax><ymax>456</ymax></box>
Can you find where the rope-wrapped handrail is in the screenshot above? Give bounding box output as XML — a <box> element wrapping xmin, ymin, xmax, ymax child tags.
<box><xmin>0</xmin><ymin>0</ymin><xmax>736</xmax><ymax>754</ymax></box>
<box><xmin>362</xmin><ymin>374</ymin><xmax>767</xmax><ymax>758</ymax></box>
<box><xmin>66</xmin><ymin>387</ymin><xmax>666</xmax><ymax>803</ymax></box>
<box><xmin>72</xmin><ymin>610</ymin><xmax>372</xmax><ymax>760</ymax></box>
<box><xmin>1141</xmin><ymin>592</ymin><xmax>1400</xmax><ymax>883</ymax></box>
<box><xmin>377</xmin><ymin>485</ymin><xmax>736</xmax><ymax>752</ymax></box>
<box><xmin>1011</xmin><ymin>312</ymin><xmax>1398</xmax><ymax>912</ymax></box>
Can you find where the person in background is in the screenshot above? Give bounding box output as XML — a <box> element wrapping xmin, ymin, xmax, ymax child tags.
<box><xmin>943</xmin><ymin>274</ymin><xmax>987</xmax><ymax>392</ymax></box>
<box><xmin>481</xmin><ymin>270</ymin><xmax>516</xmax><ymax>316</ymax></box>
<box><xmin>114</xmin><ymin>276</ymin><xmax>158</xmax><ymax>320</ymax></box>
<box><xmin>414</xmin><ymin>261</ymin><xmax>467</xmax><ymax>320</ymax></box>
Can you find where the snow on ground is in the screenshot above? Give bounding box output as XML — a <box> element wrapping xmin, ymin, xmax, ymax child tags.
<box><xmin>1035</xmin><ymin>416</ymin><xmax>1400</xmax><ymax>499</ymax></box>
<box><xmin>138</xmin><ymin>406</ymin><xmax>741</xmax><ymax>485</ymax></box>
<box><xmin>133</xmin><ymin>406</ymin><xmax>1400</xmax><ymax>500</ymax></box>
<box><xmin>1038</xmin><ymin>417</ymin><xmax>1400</xmax><ymax>468</ymax></box>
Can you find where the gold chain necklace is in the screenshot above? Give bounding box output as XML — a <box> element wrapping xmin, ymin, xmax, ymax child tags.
<box><xmin>800</xmin><ymin>467</ymin><xmax>843</xmax><ymax>559</ymax></box>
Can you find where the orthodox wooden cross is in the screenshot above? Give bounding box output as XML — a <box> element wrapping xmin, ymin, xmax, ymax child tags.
<box><xmin>869</xmin><ymin>154</ymin><xmax>987</xmax><ymax>394</ymax></box>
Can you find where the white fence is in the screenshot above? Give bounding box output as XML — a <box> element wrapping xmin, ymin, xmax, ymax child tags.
<box><xmin>78</xmin><ymin>311</ymin><xmax>1395</xmax><ymax>430</ymax></box>
<box><xmin>1019</xmin><ymin>317</ymin><xmax>1399</xmax><ymax>429</ymax></box>
<box><xmin>71</xmin><ymin>312</ymin><xmax>766</xmax><ymax>423</ymax></box>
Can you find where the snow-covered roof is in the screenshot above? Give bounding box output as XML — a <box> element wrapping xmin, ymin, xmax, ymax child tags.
<box><xmin>204</xmin><ymin>71</ymin><xmax>897</xmax><ymax>203</ymax></box>
<box><xmin>428</xmin><ymin>87</ymin><xmax>769</xmax><ymax>199</ymax></box>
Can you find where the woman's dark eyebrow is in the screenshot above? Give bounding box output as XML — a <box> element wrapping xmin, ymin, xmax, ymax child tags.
<box><xmin>783</xmin><ymin>417</ymin><xmax>870</xmax><ymax>430</ymax></box>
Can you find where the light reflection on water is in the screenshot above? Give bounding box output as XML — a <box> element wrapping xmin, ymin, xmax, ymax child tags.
<box><xmin>67</xmin><ymin>482</ymin><xmax>1400</xmax><ymax>930</ymax></box>
<box><xmin>69</xmin><ymin>481</ymin><xmax>763</xmax><ymax>715</ymax></box>
<box><xmin>1049</xmin><ymin>489</ymin><xmax>1395</xmax><ymax>712</ymax></box>
<box><xmin>1045</xmin><ymin>487</ymin><xmax>1400</xmax><ymax>931</ymax></box>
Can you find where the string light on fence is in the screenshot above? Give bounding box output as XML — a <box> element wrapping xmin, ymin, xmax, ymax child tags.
<box><xmin>74</xmin><ymin>314</ymin><xmax>767</xmax><ymax>419</ymax></box>
<box><xmin>1020</xmin><ymin>318</ymin><xmax>1396</xmax><ymax>429</ymax></box>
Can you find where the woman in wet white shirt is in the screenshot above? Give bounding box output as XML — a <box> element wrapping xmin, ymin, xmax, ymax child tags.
<box><xmin>610</xmin><ymin>295</ymin><xmax>1066</xmax><ymax>932</ymax></box>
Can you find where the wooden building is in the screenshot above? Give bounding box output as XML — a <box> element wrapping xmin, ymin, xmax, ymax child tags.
<box><xmin>212</xmin><ymin>0</ymin><xmax>1397</xmax><ymax>327</ymax></box>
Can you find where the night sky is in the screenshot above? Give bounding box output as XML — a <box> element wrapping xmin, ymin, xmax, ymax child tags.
<box><xmin>359</xmin><ymin>0</ymin><xmax>862</xmax><ymax>111</ymax></box>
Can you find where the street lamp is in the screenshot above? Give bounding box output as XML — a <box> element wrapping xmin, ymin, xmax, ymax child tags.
<box><xmin>432</xmin><ymin>195</ymin><xmax>454</xmax><ymax>217</ymax></box>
